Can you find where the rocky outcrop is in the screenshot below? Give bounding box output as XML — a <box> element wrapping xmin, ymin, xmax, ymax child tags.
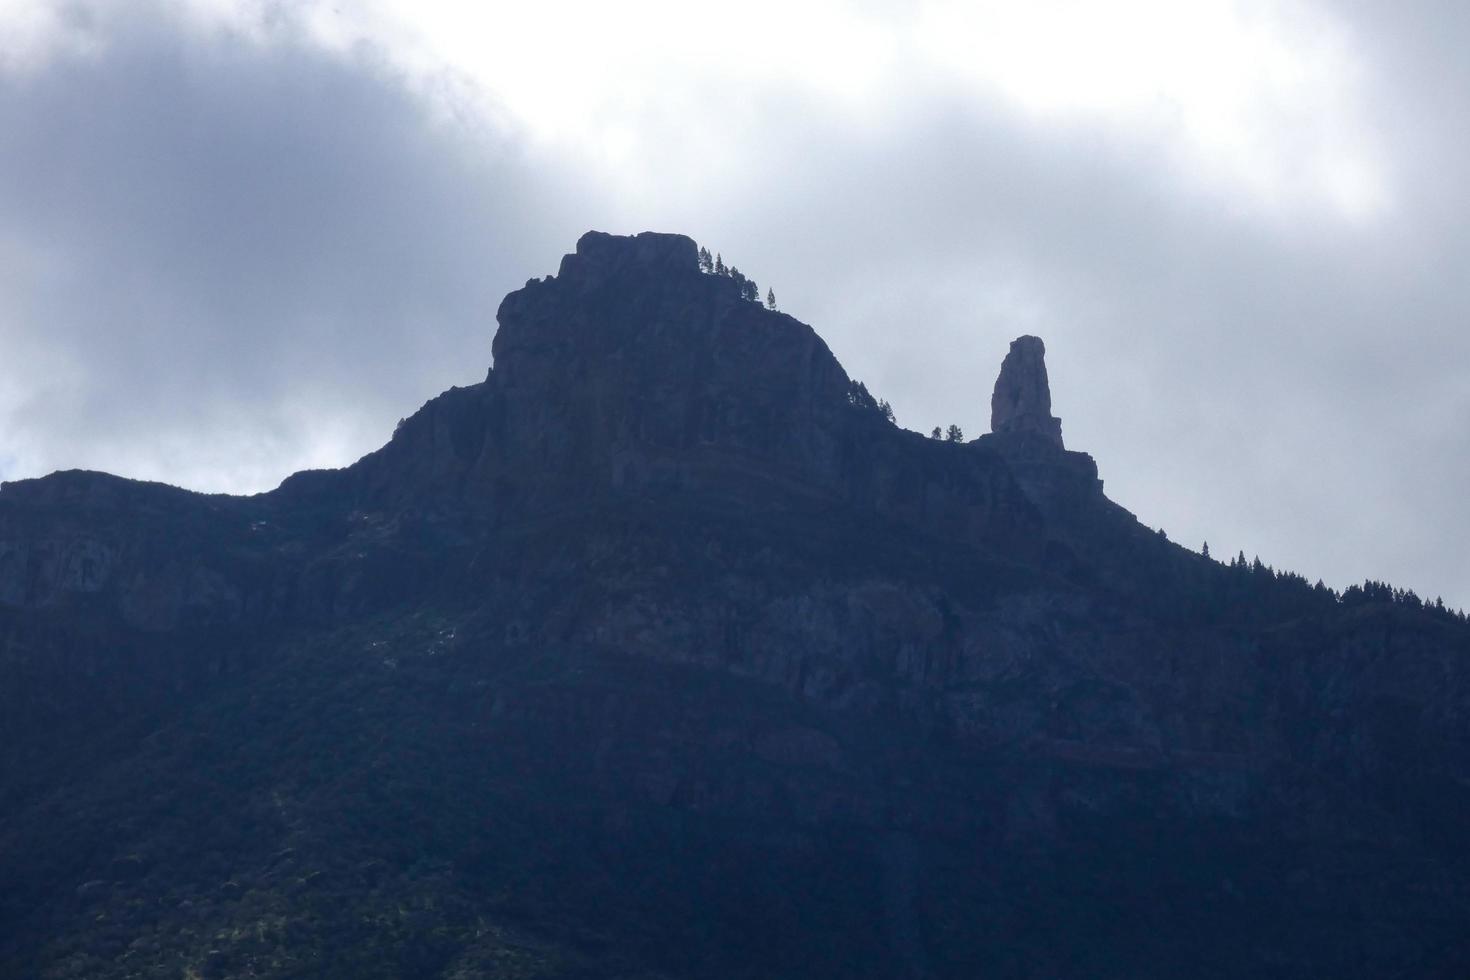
<box><xmin>329</xmin><ymin>230</ymin><xmax>1054</xmax><ymax>562</ymax></box>
<box><xmin>989</xmin><ymin>334</ymin><xmax>1063</xmax><ymax>448</ymax></box>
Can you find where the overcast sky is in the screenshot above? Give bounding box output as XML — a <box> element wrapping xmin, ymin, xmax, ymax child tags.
<box><xmin>1</xmin><ymin>0</ymin><xmax>1466</xmax><ymax>607</ymax></box>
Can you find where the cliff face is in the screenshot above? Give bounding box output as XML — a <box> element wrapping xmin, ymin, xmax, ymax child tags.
<box><xmin>1</xmin><ymin>232</ymin><xmax>1468</xmax><ymax>980</ymax></box>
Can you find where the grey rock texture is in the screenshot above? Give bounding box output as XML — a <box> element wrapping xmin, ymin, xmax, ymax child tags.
<box><xmin>990</xmin><ymin>334</ymin><xmax>1064</xmax><ymax>448</ymax></box>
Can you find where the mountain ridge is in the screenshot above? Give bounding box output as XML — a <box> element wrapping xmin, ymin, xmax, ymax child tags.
<box><xmin>1</xmin><ymin>230</ymin><xmax>1467</xmax><ymax>979</ymax></box>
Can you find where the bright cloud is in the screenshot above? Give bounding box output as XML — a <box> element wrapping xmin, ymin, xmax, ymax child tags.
<box><xmin>3</xmin><ymin>0</ymin><xmax>1378</xmax><ymax>219</ymax></box>
<box><xmin>916</xmin><ymin>0</ymin><xmax>1387</xmax><ymax>218</ymax></box>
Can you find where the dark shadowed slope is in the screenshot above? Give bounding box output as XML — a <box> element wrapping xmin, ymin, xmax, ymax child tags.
<box><xmin>2</xmin><ymin>232</ymin><xmax>1468</xmax><ymax>979</ymax></box>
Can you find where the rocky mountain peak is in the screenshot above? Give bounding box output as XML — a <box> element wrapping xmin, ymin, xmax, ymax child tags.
<box><xmin>555</xmin><ymin>230</ymin><xmax>700</xmax><ymax>282</ymax></box>
<box><xmin>989</xmin><ymin>334</ymin><xmax>1064</xmax><ymax>449</ymax></box>
<box><xmin>486</xmin><ymin>231</ymin><xmax>855</xmax><ymax>493</ymax></box>
<box><xmin>299</xmin><ymin>231</ymin><xmax>1063</xmax><ymax>566</ymax></box>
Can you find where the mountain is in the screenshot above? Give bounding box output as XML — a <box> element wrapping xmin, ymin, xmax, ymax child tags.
<box><xmin>1</xmin><ymin>231</ymin><xmax>1467</xmax><ymax>979</ymax></box>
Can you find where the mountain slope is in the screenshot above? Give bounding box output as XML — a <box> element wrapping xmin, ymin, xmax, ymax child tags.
<box><xmin>2</xmin><ymin>231</ymin><xmax>1468</xmax><ymax>979</ymax></box>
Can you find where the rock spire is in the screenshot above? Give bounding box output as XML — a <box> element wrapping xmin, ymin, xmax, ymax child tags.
<box><xmin>989</xmin><ymin>335</ymin><xmax>1064</xmax><ymax>449</ymax></box>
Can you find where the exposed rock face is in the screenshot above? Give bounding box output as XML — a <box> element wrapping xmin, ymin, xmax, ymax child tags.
<box><xmin>990</xmin><ymin>334</ymin><xmax>1064</xmax><ymax>448</ymax></box>
<box><xmin>2</xmin><ymin>232</ymin><xmax>1469</xmax><ymax>980</ymax></box>
<box><xmin>287</xmin><ymin>229</ymin><xmax>1050</xmax><ymax>560</ymax></box>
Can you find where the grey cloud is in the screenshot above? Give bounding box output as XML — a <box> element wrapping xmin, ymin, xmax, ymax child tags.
<box><xmin>0</xmin><ymin>4</ymin><xmax>594</xmax><ymax>491</ymax></box>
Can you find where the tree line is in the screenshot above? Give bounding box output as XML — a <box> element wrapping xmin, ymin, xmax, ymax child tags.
<box><xmin>698</xmin><ymin>245</ymin><xmax>776</xmax><ymax>309</ymax></box>
<box><xmin>1197</xmin><ymin>544</ymin><xmax>1470</xmax><ymax>624</ymax></box>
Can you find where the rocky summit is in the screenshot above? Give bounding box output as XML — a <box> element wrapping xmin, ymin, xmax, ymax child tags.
<box><xmin>1</xmin><ymin>231</ymin><xmax>1468</xmax><ymax>979</ymax></box>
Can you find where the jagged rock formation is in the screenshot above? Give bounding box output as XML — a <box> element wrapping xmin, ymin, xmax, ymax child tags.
<box><xmin>990</xmin><ymin>334</ymin><xmax>1064</xmax><ymax>448</ymax></box>
<box><xmin>1</xmin><ymin>232</ymin><xmax>1468</xmax><ymax>980</ymax></box>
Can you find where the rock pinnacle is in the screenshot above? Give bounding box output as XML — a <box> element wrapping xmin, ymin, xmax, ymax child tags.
<box><xmin>989</xmin><ymin>335</ymin><xmax>1064</xmax><ymax>449</ymax></box>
